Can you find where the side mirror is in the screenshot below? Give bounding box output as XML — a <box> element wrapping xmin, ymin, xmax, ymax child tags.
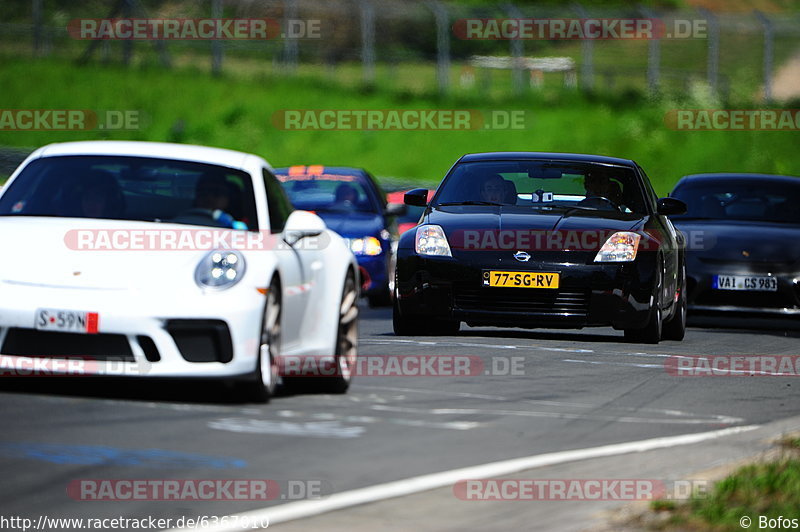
<box><xmin>404</xmin><ymin>188</ymin><xmax>428</xmax><ymax>207</ymax></box>
<box><xmin>657</xmin><ymin>197</ymin><xmax>687</xmax><ymax>216</ymax></box>
<box><xmin>385</xmin><ymin>202</ymin><xmax>407</xmax><ymax>217</ymax></box>
<box><xmin>283</xmin><ymin>210</ymin><xmax>326</xmax><ymax>246</ymax></box>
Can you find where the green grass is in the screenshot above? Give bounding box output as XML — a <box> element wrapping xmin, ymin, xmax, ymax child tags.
<box><xmin>0</xmin><ymin>56</ymin><xmax>798</xmax><ymax>195</ymax></box>
<box><xmin>646</xmin><ymin>439</ymin><xmax>800</xmax><ymax>531</ymax></box>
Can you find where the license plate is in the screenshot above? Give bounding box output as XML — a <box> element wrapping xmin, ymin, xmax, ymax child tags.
<box><xmin>484</xmin><ymin>271</ymin><xmax>560</xmax><ymax>289</ymax></box>
<box><xmin>35</xmin><ymin>308</ymin><xmax>99</xmax><ymax>334</ymax></box>
<box><xmin>712</xmin><ymin>275</ymin><xmax>778</xmax><ymax>292</ymax></box>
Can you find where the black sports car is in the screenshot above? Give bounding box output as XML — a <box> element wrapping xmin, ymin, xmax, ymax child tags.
<box><xmin>393</xmin><ymin>152</ymin><xmax>688</xmax><ymax>343</ymax></box>
<box><xmin>669</xmin><ymin>173</ymin><xmax>800</xmax><ymax>315</ymax></box>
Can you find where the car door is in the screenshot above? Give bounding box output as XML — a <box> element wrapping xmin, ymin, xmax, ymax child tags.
<box><xmin>638</xmin><ymin>165</ymin><xmax>680</xmax><ymax>306</ymax></box>
<box><xmin>263</xmin><ymin>167</ymin><xmax>308</xmax><ymax>351</ymax></box>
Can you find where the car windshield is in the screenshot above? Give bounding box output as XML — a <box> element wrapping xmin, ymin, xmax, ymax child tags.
<box><xmin>433</xmin><ymin>160</ymin><xmax>647</xmax><ymax>215</ymax></box>
<box><xmin>276</xmin><ymin>171</ymin><xmax>379</xmax><ymax>214</ymax></box>
<box><xmin>671</xmin><ymin>180</ymin><xmax>800</xmax><ymax>224</ymax></box>
<box><xmin>0</xmin><ymin>155</ymin><xmax>258</xmax><ymax>230</ymax></box>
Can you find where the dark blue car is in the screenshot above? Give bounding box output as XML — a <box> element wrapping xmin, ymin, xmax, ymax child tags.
<box><xmin>274</xmin><ymin>166</ymin><xmax>405</xmax><ymax>307</ymax></box>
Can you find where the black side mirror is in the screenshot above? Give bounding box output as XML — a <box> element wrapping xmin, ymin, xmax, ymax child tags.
<box><xmin>404</xmin><ymin>188</ymin><xmax>428</xmax><ymax>207</ymax></box>
<box><xmin>657</xmin><ymin>197</ymin><xmax>687</xmax><ymax>216</ymax></box>
<box><xmin>385</xmin><ymin>202</ymin><xmax>407</xmax><ymax>217</ymax></box>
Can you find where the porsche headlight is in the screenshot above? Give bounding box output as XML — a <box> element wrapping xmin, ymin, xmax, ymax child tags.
<box><xmin>195</xmin><ymin>250</ymin><xmax>246</xmax><ymax>289</ymax></box>
<box><xmin>594</xmin><ymin>232</ymin><xmax>641</xmax><ymax>262</ymax></box>
<box><xmin>416</xmin><ymin>225</ymin><xmax>452</xmax><ymax>257</ymax></box>
<box><xmin>350</xmin><ymin>236</ymin><xmax>383</xmax><ymax>256</ymax></box>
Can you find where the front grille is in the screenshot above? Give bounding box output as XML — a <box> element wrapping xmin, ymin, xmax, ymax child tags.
<box><xmin>453</xmin><ymin>285</ymin><xmax>589</xmax><ymax>316</ymax></box>
<box><xmin>694</xmin><ymin>290</ymin><xmax>795</xmax><ymax>310</ymax></box>
<box><xmin>1</xmin><ymin>328</ymin><xmax>134</xmax><ymax>361</ymax></box>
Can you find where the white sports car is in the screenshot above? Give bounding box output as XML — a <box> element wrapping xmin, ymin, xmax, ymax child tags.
<box><xmin>0</xmin><ymin>141</ymin><xmax>360</xmax><ymax>402</ymax></box>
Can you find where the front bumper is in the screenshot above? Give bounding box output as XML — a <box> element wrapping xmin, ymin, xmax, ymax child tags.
<box><xmin>0</xmin><ymin>281</ymin><xmax>265</xmax><ymax>378</ymax></box>
<box><xmin>685</xmin><ymin>258</ymin><xmax>800</xmax><ymax>315</ymax></box>
<box><xmin>395</xmin><ymin>251</ymin><xmax>658</xmax><ymax>329</ymax></box>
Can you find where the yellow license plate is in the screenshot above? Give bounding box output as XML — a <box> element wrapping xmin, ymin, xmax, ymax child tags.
<box><xmin>484</xmin><ymin>271</ymin><xmax>560</xmax><ymax>289</ymax></box>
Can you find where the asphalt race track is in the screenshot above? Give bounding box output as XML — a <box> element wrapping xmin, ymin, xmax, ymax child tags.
<box><xmin>1</xmin><ymin>307</ymin><xmax>799</xmax><ymax>531</ymax></box>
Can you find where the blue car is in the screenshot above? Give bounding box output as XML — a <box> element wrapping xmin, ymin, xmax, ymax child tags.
<box><xmin>274</xmin><ymin>166</ymin><xmax>405</xmax><ymax>307</ymax></box>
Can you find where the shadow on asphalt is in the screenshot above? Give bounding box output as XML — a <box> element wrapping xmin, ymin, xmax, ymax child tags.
<box><xmin>0</xmin><ymin>376</ymin><xmax>303</xmax><ymax>405</ymax></box>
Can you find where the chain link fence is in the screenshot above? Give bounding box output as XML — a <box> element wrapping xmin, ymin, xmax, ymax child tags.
<box><xmin>2</xmin><ymin>0</ymin><xmax>800</xmax><ymax>101</ymax></box>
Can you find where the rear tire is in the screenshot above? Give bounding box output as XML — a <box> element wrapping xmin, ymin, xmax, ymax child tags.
<box><xmin>662</xmin><ymin>265</ymin><xmax>687</xmax><ymax>341</ymax></box>
<box><xmin>317</xmin><ymin>272</ymin><xmax>359</xmax><ymax>394</ymax></box>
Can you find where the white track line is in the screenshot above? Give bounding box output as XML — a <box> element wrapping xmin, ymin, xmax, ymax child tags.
<box><xmin>164</xmin><ymin>424</ymin><xmax>759</xmax><ymax>531</ymax></box>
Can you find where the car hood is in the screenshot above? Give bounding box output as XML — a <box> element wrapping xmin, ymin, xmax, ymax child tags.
<box><xmin>673</xmin><ymin>219</ymin><xmax>800</xmax><ymax>265</ymax></box>
<box><xmin>316</xmin><ymin>211</ymin><xmax>383</xmax><ymax>238</ymax></box>
<box><xmin>426</xmin><ymin>205</ymin><xmax>643</xmax><ymax>232</ymax></box>
<box><xmin>0</xmin><ymin>217</ymin><xmax>217</xmax><ymax>291</ymax></box>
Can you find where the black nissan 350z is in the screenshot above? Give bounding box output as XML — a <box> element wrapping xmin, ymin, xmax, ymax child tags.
<box><xmin>393</xmin><ymin>152</ymin><xmax>688</xmax><ymax>343</ymax></box>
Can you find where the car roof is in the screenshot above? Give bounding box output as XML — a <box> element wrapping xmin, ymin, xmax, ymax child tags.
<box><xmin>274</xmin><ymin>166</ymin><xmax>368</xmax><ymax>177</ymax></box>
<box><xmin>676</xmin><ymin>173</ymin><xmax>800</xmax><ymax>186</ymax></box>
<box><xmin>29</xmin><ymin>141</ymin><xmax>263</xmax><ymax>170</ymax></box>
<box><xmin>458</xmin><ymin>152</ymin><xmax>637</xmax><ymax>167</ymax></box>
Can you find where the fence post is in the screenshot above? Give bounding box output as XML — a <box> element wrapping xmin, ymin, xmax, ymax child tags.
<box><xmin>359</xmin><ymin>0</ymin><xmax>376</xmax><ymax>84</ymax></box>
<box><xmin>211</xmin><ymin>0</ymin><xmax>223</xmax><ymax>76</ymax></box>
<box><xmin>504</xmin><ymin>3</ymin><xmax>525</xmax><ymax>96</ymax></box>
<box><xmin>699</xmin><ymin>8</ymin><xmax>719</xmax><ymax>95</ymax></box>
<box><xmin>32</xmin><ymin>0</ymin><xmax>43</xmax><ymax>56</ymax></box>
<box><xmin>283</xmin><ymin>0</ymin><xmax>298</xmax><ymax>72</ymax></box>
<box><xmin>572</xmin><ymin>3</ymin><xmax>593</xmax><ymax>91</ymax></box>
<box><xmin>754</xmin><ymin>10</ymin><xmax>774</xmax><ymax>102</ymax></box>
<box><xmin>428</xmin><ymin>1</ymin><xmax>450</xmax><ymax>95</ymax></box>
<box><xmin>640</xmin><ymin>5</ymin><xmax>660</xmax><ymax>94</ymax></box>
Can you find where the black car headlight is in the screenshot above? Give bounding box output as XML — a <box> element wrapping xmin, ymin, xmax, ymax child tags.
<box><xmin>416</xmin><ymin>225</ymin><xmax>452</xmax><ymax>257</ymax></box>
<box><xmin>593</xmin><ymin>232</ymin><xmax>641</xmax><ymax>262</ymax></box>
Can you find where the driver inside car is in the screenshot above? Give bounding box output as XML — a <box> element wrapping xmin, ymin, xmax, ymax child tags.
<box><xmin>174</xmin><ymin>173</ymin><xmax>247</xmax><ymax>229</ymax></box>
<box><xmin>479</xmin><ymin>174</ymin><xmax>506</xmax><ymax>204</ymax></box>
<box><xmin>578</xmin><ymin>173</ymin><xmax>623</xmax><ymax>209</ymax></box>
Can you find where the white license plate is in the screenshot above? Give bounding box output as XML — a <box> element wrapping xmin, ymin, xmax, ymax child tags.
<box><xmin>712</xmin><ymin>275</ymin><xmax>778</xmax><ymax>292</ymax></box>
<box><xmin>35</xmin><ymin>308</ymin><xmax>99</xmax><ymax>334</ymax></box>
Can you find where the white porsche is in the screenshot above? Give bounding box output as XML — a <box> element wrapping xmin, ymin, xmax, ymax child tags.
<box><xmin>0</xmin><ymin>141</ymin><xmax>360</xmax><ymax>402</ymax></box>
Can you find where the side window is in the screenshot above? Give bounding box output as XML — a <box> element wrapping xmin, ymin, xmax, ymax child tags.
<box><xmin>262</xmin><ymin>168</ymin><xmax>294</xmax><ymax>233</ymax></box>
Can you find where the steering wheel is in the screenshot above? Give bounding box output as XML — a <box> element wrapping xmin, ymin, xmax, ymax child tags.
<box><xmin>576</xmin><ymin>196</ymin><xmax>620</xmax><ymax>211</ymax></box>
<box><xmin>172</xmin><ymin>207</ymin><xmax>235</xmax><ymax>228</ymax></box>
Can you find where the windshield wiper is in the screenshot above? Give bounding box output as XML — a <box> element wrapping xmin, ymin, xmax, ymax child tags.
<box><xmin>437</xmin><ymin>201</ymin><xmax>504</xmax><ymax>206</ymax></box>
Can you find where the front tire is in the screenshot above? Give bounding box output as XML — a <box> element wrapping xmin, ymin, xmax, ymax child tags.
<box><xmin>624</xmin><ymin>264</ymin><xmax>663</xmax><ymax>344</ymax></box>
<box><xmin>239</xmin><ymin>278</ymin><xmax>281</xmax><ymax>402</ymax></box>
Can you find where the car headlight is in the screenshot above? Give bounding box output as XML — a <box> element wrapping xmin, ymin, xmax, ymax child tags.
<box><xmin>350</xmin><ymin>236</ymin><xmax>383</xmax><ymax>256</ymax></box>
<box><xmin>594</xmin><ymin>232</ymin><xmax>641</xmax><ymax>262</ymax></box>
<box><xmin>195</xmin><ymin>250</ymin><xmax>246</xmax><ymax>289</ymax></box>
<box><xmin>416</xmin><ymin>225</ymin><xmax>452</xmax><ymax>257</ymax></box>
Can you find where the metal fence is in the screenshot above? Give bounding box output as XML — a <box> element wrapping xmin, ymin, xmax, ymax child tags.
<box><xmin>4</xmin><ymin>0</ymin><xmax>800</xmax><ymax>101</ymax></box>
